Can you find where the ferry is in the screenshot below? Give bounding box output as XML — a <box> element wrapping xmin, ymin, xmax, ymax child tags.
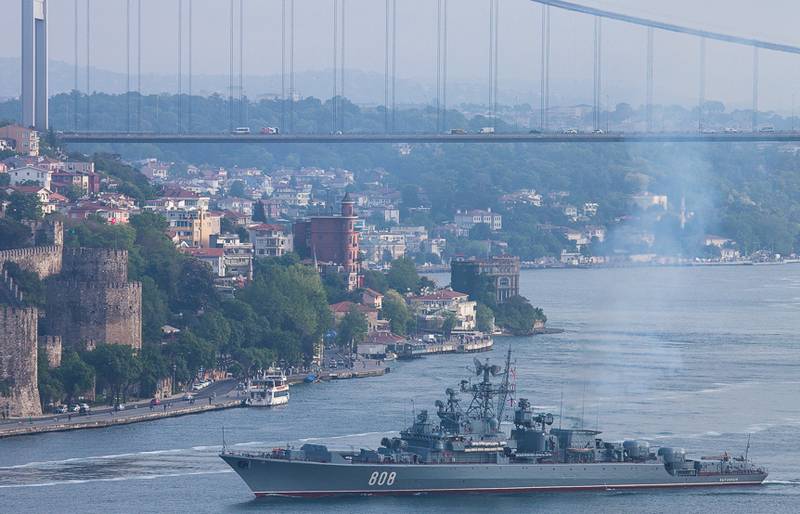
<box><xmin>244</xmin><ymin>371</ymin><xmax>290</xmax><ymax>407</ymax></box>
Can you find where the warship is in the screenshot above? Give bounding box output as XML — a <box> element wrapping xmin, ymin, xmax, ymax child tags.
<box><xmin>220</xmin><ymin>350</ymin><xmax>767</xmax><ymax>497</ymax></box>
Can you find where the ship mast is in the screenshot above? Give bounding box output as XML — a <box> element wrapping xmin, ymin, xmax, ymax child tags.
<box><xmin>495</xmin><ymin>347</ymin><xmax>513</xmax><ymax>423</ymax></box>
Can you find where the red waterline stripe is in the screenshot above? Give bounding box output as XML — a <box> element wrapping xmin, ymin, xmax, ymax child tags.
<box><xmin>253</xmin><ymin>481</ymin><xmax>764</xmax><ymax>498</ymax></box>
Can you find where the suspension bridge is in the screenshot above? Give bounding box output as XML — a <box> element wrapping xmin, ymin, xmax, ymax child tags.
<box><xmin>19</xmin><ymin>0</ymin><xmax>800</xmax><ymax>144</ymax></box>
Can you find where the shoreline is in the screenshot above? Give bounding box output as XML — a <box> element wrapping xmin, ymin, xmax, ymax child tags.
<box><xmin>419</xmin><ymin>259</ymin><xmax>800</xmax><ymax>274</ymax></box>
<box><xmin>0</xmin><ymin>399</ymin><xmax>243</xmax><ymax>439</ymax></box>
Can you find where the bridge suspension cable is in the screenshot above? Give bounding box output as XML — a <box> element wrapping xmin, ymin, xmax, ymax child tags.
<box><xmin>752</xmin><ymin>47</ymin><xmax>759</xmax><ymax>131</ymax></box>
<box><xmin>281</xmin><ymin>0</ymin><xmax>286</xmax><ymax>134</ymax></box>
<box><xmin>86</xmin><ymin>0</ymin><xmax>91</xmax><ymax>131</ymax></box>
<box><xmin>646</xmin><ymin>27</ymin><xmax>654</xmax><ymax>132</ymax></box>
<box><xmin>698</xmin><ymin>37</ymin><xmax>706</xmax><ymax>131</ymax></box>
<box><xmin>178</xmin><ymin>0</ymin><xmax>182</xmax><ymax>133</ymax></box>
<box><xmin>188</xmin><ymin>0</ymin><xmax>193</xmax><ymax>132</ymax></box>
<box><xmin>137</xmin><ymin>0</ymin><xmax>142</xmax><ymax>131</ymax></box>
<box><xmin>239</xmin><ymin>0</ymin><xmax>245</xmax><ymax>127</ymax></box>
<box><xmin>126</xmin><ymin>0</ymin><xmax>131</xmax><ymax>132</ymax></box>
<box><xmin>228</xmin><ymin>0</ymin><xmax>234</xmax><ymax>132</ymax></box>
<box><xmin>74</xmin><ymin>0</ymin><xmax>79</xmax><ymax>130</ymax></box>
<box><xmin>540</xmin><ymin>4</ymin><xmax>550</xmax><ymax>131</ymax></box>
<box><xmin>592</xmin><ymin>16</ymin><xmax>602</xmax><ymax>132</ymax></box>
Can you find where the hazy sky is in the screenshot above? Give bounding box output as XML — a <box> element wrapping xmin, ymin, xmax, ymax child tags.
<box><xmin>3</xmin><ymin>0</ymin><xmax>800</xmax><ymax>111</ymax></box>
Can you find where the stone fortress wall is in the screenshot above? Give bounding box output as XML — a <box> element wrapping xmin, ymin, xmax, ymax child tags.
<box><xmin>0</xmin><ymin>220</ymin><xmax>142</xmax><ymax>416</ymax></box>
<box><xmin>0</xmin><ymin>306</ymin><xmax>41</xmax><ymax>417</ymax></box>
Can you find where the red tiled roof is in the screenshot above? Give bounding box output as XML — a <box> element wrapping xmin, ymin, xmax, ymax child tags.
<box><xmin>181</xmin><ymin>247</ymin><xmax>224</xmax><ymax>258</ymax></box>
<box><xmin>329</xmin><ymin>301</ymin><xmax>378</xmax><ymax>315</ymax></box>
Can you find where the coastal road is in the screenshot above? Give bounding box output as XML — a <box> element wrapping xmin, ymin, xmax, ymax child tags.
<box><xmin>0</xmin><ymin>380</ymin><xmax>237</xmax><ymax>432</ymax></box>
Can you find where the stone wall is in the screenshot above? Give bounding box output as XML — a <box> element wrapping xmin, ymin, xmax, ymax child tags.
<box><xmin>62</xmin><ymin>248</ymin><xmax>128</xmax><ymax>283</ymax></box>
<box><xmin>0</xmin><ymin>306</ymin><xmax>41</xmax><ymax>417</ymax></box>
<box><xmin>38</xmin><ymin>335</ymin><xmax>62</xmax><ymax>368</ymax></box>
<box><xmin>0</xmin><ymin>246</ymin><xmax>63</xmax><ymax>279</ymax></box>
<box><xmin>45</xmin><ymin>280</ymin><xmax>142</xmax><ymax>351</ymax></box>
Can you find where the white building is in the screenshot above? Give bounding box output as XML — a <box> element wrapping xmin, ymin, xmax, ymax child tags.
<box><xmin>454</xmin><ymin>208</ymin><xmax>502</xmax><ymax>235</ymax></box>
<box><xmin>247</xmin><ymin>223</ymin><xmax>293</xmax><ymax>257</ymax></box>
<box><xmin>8</xmin><ymin>165</ymin><xmax>51</xmax><ymax>190</ymax></box>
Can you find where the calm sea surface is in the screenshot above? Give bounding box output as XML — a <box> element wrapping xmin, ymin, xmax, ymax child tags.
<box><xmin>2</xmin><ymin>266</ymin><xmax>799</xmax><ymax>513</ymax></box>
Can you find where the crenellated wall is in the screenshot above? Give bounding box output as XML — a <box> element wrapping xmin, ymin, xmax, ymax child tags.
<box><xmin>38</xmin><ymin>335</ymin><xmax>62</xmax><ymax>368</ymax></box>
<box><xmin>0</xmin><ymin>306</ymin><xmax>41</xmax><ymax>417</ymax></box>
<box><xmin>0</xmin><ymin>246</ymin><xmax>63</xmax><ymax>279</ymax></box>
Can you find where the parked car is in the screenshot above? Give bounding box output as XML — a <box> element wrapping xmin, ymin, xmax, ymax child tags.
<box><xmin>150</xmin><ymin>398</ymin><xmax>161</xmax><ymax>407</ymax></box>
<box><xmin>79</xmin><ymin>403</ymin><xmax>91</xmax><ymax>415</ymax></box>
<box><xmin>52</xmin><ymin>405</ymin><xmax>68</xmax><ymax>414</ymax></box>
<box><xmin>183</xmin><ymin>393</ymin><xmax>195</xmax><ymax>401</ymax></box>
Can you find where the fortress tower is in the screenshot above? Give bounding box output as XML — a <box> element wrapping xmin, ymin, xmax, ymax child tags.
<box><xmin>45</xmin><ymin>248</ymin><xmax>142</xmax><ymax>351</ymax></box>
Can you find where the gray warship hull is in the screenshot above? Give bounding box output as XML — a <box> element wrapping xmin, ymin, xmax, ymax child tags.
<box><xmin>220</xmin><ymin>453</ymin><xmax>767</xmax><ymax>497</ymax></box>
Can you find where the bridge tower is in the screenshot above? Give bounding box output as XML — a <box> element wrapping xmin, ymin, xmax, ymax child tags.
<box><xmin>21</xmin><ymin>0</ymin><xmax>48</xmax><ymax>130</ymax></box>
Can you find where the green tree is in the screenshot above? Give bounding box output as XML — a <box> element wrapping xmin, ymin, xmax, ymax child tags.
<box><xmin>441</xmin><ymin>311</ymin><xmax>457</xmax><ymax>339</ymax></box>
<box><xmin>138</xmin><ymin>344</ymin><xmax>170</xmax><ymax>398</ymax></box>
<box><xmin>7</xmin><ymin>192</ymin><xmax>41</xmax><ymax>221</ymax></box>
<box><xmin>228</xmin><ymin>180</ymin><xmax>246</xmax><ymax>198</ymax></box>
<box><xmin>476</xmin><ymin>303</ymin><xmax>495</xmax><ymax>333</ymax></box>
<box><xmin>0</xmin><ymin>218</ymin><xmax>32</xmax><ymax>249</ymax></box>
<box><xmin>86</xmin><ymin>344</ymin><xmax>142</xmax><ymax>404</ymax></box>
<box><xmin>494</xmin><ymin>295</ymin><xmax>546</xmax><ymax>336</ymax></box>
<box><xmin>386</xmin><ymin>257</ymin><xmax>421</xmax><ymax>293</ymax></box>
<box><xmin>362</xmin><ymin>269</ymin><xmax>389</xmax><ymax>293</ymax></box>
<box><xmin>382</xmin><ymin>289</ymin><xmax>413</xmax><ymax>335</ymax></box>
<box><xmin>252</xmin><ymin>201</ymin><xmax>267</xmax><ymax>222</ymax></box>
<box><xmin>468</xmin><ymin>223</ymin><xmax>493</xmax><ymax>240</ymax></box>
<box><xmin>165</xmin><ymin>331</ymin><xmax>216</xmax><ymax>383</ymax></box>
<box><xmin>57</xmin><ymin>351</ymin><xmax>95</xmax><ymax>404</ymax></box>
<box><xmin>337</xmin><ymin>305</ymin><xmax>368</xmax><ymax>348</ymax></box>
<box><xmin>37</xmin><ymin>348</ymin><xmax>64</xmax><ymax>407</ymax></box>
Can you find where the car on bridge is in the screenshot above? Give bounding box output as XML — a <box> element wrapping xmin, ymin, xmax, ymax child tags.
<box><xmin>260</xmin><ymin>127</ymin><xmax>279</xmax><ymax>135</ymax></box>
<box><xmin>232</xmin><ymin>127</ymin><xmax>251</xmax><ymax>135</ymax></box>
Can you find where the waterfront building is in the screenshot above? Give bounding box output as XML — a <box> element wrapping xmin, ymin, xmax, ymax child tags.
<box><xmin>451</xmin><ymin>255</ymin><xmax>520</xmax><ymax>305</ymax></box>
<box><xmin>407</xmin><ymin>289</ymin><xmax>477</xmax><ymax>333</ymax></box>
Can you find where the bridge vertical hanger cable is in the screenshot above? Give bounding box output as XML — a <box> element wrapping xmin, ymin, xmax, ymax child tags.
<box><xmin>178</xmin><ymin>0</ymin><xmax>183</xmax><ymax>133</ymax></box>
<box><xmin>126</xmin><ymin>0</ymin><xmax>131</xmax><ymax>132</ymax></box>
<box><xmin>239</xmin><ymin>0</ymin><xmax>245</xmax><ymax>127</ymax></box>
<box><xmin>384</xmin><ymin>0</ymin><xmax>390</xmax><ymax>133</ymax></box>
<box><xmin>436</xmin><ymin>0</ymin><xmax>441</xmax><ymax>132</ymax></box>
<box><xmin>698</xmin><ymin>37</ymin><xmax>705</xmax><ymax>131</ymax></box>
<box><xmin>442</xmin><ymin>0</ymin><xmax>448</xmax><ymax>132</ymax></box>
<box><xmin>229</xmin><ymin>0</ymin><xmax>234</xmax><ymax>132</ymax></box>
<box><xmin>137</xmin><ymin>0</ymin><xmax>142</xmax><ymax>132</ymax></box>
<box><xmin>646</xmin><ymin>27</ymin><xmax>654</xmax><ymax>132</ymax></box>
<box><xmin>188</xmin><ymin>0</ymin><xmax>192</xmax><ymax>133</ymax></box>
<box><xmin>86</xmin><ymin>0</ymin><xmax>91</xmax><ymax>131</ymax></box>
<box><xmin>281</xmin><ymin>0</ymin><xmax>286</xmax><ymax>134</ymax></box>
<box><xmin>333</xmin><ymin>0</ymin><xmax>338</xmax><ymax>133</ymax></box>
<box><xmin>391</xmin><ymin>0</ymin><xmax>397</xmax><ymax>132</ymax></box>
<box><xmin>290</xmin><ymin>0</ymin><xmax>295</xmax><ymax>133</ymax></box>
<box><xmin>540</xmin><ymin>5</ymin><xmax>550</xmax><ymax>131</ymax></box>
<box><xmin>752</xmin><ymin>47</ymin><xmax>759</xmax><ymax>132</ymax></box>
<box><xmin>74</xmin><ymin>0</ymin><xmax>79</xmax><ymax>130</ymax></box>
<box><xmin>493</xmin><ymin>0</ymin><xmax>499</xmax><ymax>131</ymax></box>
<box><xmin>489</xmin><ymin>0</ymin><xmax>494</xmax><ymax>125</ymax></box>
<box><xmin>341</xmin><ymin>0</ymin><xmax>346</xmax><ymax>133</ymax></box>
<box><xmin>593</xmin><ymin>16</ymin><xmax>601</xmax><ymax>132</ymax></box>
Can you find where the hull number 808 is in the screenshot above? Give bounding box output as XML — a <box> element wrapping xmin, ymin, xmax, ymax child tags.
<box><xmin>368</xmin><ymin>471</ymin><xmax>396</xmax><ymax>486</ymax></box>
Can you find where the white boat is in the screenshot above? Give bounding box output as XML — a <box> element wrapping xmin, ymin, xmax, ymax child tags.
<box><xmin>244</xmin><ymin>372</ymin><xmax>290</xmax><ymax>407</ymax></box>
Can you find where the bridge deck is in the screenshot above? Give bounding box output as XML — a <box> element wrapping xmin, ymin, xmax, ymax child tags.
<box><xmin>58</xmin><ymin>132</ymin><xmax>800</xmax><ymax>144</ymax></box>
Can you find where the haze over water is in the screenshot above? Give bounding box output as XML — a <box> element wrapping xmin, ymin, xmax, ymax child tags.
<box><xmin>2</xmin><ymin>266</ymin><xmax>799</xmax><ymax>513</ymax></box>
